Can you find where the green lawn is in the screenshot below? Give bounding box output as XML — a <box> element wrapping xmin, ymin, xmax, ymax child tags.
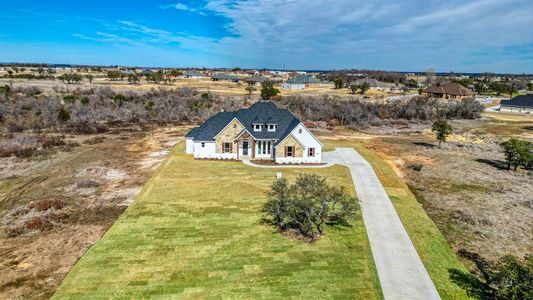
<box><xmin>53</xmin><ymin>144</ymin><xmax>382</xmax><ymax>299</ymax></box>
<box><xmin>324</xmin><ymin>139</ymin><xmax>470</xmax><ymax>299</ymax></box>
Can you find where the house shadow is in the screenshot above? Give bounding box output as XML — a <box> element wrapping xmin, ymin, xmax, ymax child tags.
<box><xmin>475</xmin><ymin>158</ymin><xmax>508</xmax><ymax>170</ymax></box>
<box><xmin>413</xmin><ymin>141</ymin><xmax>436</xmax><ymax>148</ymax></box>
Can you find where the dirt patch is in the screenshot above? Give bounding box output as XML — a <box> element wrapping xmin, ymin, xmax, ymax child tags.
<box><xmin>0</xmin><ymin>127</ymin><xmax>181</xmax><ymax>299</ymax></box>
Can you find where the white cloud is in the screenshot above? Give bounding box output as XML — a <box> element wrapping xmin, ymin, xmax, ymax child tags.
<box><xmin>193</xmin><ymin>0</ymin><xmax>533</xmax><ymax>72</ymax></box>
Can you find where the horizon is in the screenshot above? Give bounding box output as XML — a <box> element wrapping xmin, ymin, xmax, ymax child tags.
<box><xmin>1</xmin><ymin>1</ymin><xmax>533</xmax><ymax>73</ymax></box>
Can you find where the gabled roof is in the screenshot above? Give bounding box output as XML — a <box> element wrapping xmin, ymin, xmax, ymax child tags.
<box><xmin>500</xmin><ymin>94</ymin><xmax>533</xmax><ymax>108</ymax></box>
<box><xmin>212</xmin><ymin>73</ymin><xmax>240</xmax><ymax>81</ymax></box>
<box><xmin>184</xmin><ymin>71</ymin><xmax>202</xmax><ymax>77</ymax></box>
<box><xmin>423</xmin><ymin>83</ymin><xmax>474</xmax><ymax>96</ymax></box>
<box><xmin>185</xmin><ymin>102</ymin><xmax>301</xmax><ymax>141</ymax></box>
<box><xmin>286</xmin><ymin>75</ymin><xmax>322</xmax><ymax>84</ymax></box>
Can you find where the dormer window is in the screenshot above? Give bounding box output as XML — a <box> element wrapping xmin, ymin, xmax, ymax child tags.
<box><xmin>267</xmin><ymin>124</ymin><xmax>277</xmax><ymax>132</ymax></box>
<box><xmin>253</xmin><ymin>124</ymin><xmax>262</xmax><ymax>131</ymax></box>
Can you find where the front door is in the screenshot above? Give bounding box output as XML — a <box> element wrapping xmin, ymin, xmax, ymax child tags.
<box><xmin>242</xmin><ymin>141</ymin><xmax>249</xmax><ymax>156</ymax></box>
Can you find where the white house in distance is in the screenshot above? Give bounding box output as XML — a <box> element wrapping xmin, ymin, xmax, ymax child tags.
<box><xmin>281</xmin><ymin>75</ymin><xmax>323</xmax><ymax>90</ymax></box>
<box><xmin>183</xmin><ymin>71</ymin><xmax>203</xmax><ymax>78</ymax></box>
<box><xmin>185</xmin><ymin>102</ymin><xmax>323</xmax><ymax>164</ymax></box>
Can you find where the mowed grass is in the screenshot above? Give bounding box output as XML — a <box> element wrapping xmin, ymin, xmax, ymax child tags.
<box><xmin>324</xmin><ymin>139</ymin><xmax>470</xmax><ymax>299</ymax></box>
<box><xmin>53</xmin><ymin>144</ymin><xmax>382</xmax><ymax>299</ymax></box>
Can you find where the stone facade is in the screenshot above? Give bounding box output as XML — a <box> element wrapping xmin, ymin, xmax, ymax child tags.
<box><xmin>214</xmin><ymin>118</ymin><xmax>243</xmax><ymax>154</ymax></box>
<box><xmin>276</xmin><ymin>134</ymin><xmax>303</xmax><ymax>157</ymax></box>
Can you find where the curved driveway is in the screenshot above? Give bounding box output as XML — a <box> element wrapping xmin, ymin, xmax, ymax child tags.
<box><xmin>324</xmin><ymin>148</ymin><xmax>440</xmax><ymax>300</ymax></box>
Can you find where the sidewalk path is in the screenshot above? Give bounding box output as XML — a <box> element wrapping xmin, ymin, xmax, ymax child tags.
<box><xmin>324</xmin><ymin>148</ymin><xmax>440</xmax><ymax>300</ymax></box>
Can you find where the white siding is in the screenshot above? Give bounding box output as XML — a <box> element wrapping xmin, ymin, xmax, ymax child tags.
<box><xmin>185</xmin><ymin>138</ymin><xmax>194</xmax><ymax>154</ymax></box>
<box><xmin>193</xmin><ymin>142</ymin><xmax>237</xmax><ymax>160</ymax></box>
<box><xmin>281</xmin><ymin>83</ymin><xmax>305</xmax><ymax>90</ymax></box>
<box><xmin>275</xmin><ymin>123</ymin><xmax>322</xmax><ymax>164</ymax></box>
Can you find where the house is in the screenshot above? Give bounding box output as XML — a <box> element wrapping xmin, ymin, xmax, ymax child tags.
<box><xmin>140</xmin><ymin>69</ymin><xmax>154</xmax><ymax>76</ymax></box>
<box><xmin>184</xmin><ymin>71</ymin><xmax>203</xmax><ymax>78</ymax></box>
<box><xmin>185</xmin><ymin>102</ymin><xmax>323</xmax><ymax>164</ymax></box>
<box><xmin>211</xmin><ymin>73</ymin><xmax>240</xmax><ymax>82</ymax></box>
<box><xmin>281</xmin><ymin>75</ymin><xmax>322</xmax><ymax>90</ymax></box>
<box><xmin>499</xmin><ymin>94</ymin><xmax>533</xmax><ymax>113</ymax></box>
<box><xmin>423</xmin><ymin>83</ymin><xmax>474</xmax><ymax>100</ymax></box>
<box><xmin>349</xmin><ymin>78</ymin><xmax>386</xmax><ymax>91</ymax></box>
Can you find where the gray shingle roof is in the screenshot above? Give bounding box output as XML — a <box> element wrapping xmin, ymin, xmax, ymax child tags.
<box><xmin>186</xmin><ymin>102</ymin><xmax>300</xmax><ymax>142</ymax></box>
<box><xmin>184</xmin><ymin>71</ymin><xmax>202</xmax><ymax>77</ymax></box>
<box><xmin>286</xmin><ymin>75</ymin><xmax>322</xmax><ymax>84</ymax></box>
<box><xmin>500</xmin><ymin>94</ymin><xmax>533</xmax><ymax>108</ymax></box>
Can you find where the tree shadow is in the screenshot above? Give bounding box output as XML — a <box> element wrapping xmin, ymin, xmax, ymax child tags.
<box><xmin>448</xmin><ymin>268</ymin><xmax>485</xmax><ymax>300</ymax></box>
<box><xmin>523</xmin><ymin>126</ymin><xmax>533</xmax><ymax>131</ymax></box>
<box><xmin>413</xmin><ymin>141</ymin><xmax>436</xmax><ymax>148</ymax></box>
<box><xmin>475</xmin><ymin>158</ymin><xmax>508</xmax><ymax>170</ymax></box>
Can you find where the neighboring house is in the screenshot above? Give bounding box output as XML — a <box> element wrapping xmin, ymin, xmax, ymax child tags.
<box><xmin>244</xmin><ymin>75</ymin><xmax>267</xmax><ymax>86</ymax></box>
<box><xmin>140</xmin><ymin>69</ymin><xmax>154</xmax><ymax>76</ymax></box>
<box><xmin>499</xmin><ymin>94</ymin><xmax>533</xmax><ymax>113</ymax></box>
<box><xmin>281</xmin><ymin>75</ymin><xmax>322</xmax><ymax>90</ymax></box>
<box><xmin>423</xmin><ymin>83</ymin><xmax>474</xmax><ymax>100</ymax></box>
<box><xmin>185</xmin><ymin>102</ymin><xmax>323</xmax><ymax>164</ymax></box>
<box><xmin>184</xmin><ymin>71</ymin><xmax>203</xmax><ymax>78</ymax></box>
<box><xmin>349</xmin><ymin>78</ymin><xmax>386</xmax><ymax>91</ymax></box>
<box><xmin>211</xmin><ymin>73</ymin><xmax>240</xmax><ymax>82</ymax></box>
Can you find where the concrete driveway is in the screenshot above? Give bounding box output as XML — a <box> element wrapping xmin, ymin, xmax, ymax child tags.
<box><xmin>324</xmin><ymin>148</ymin><xmax>440</xmax><ymax>300</ymax></box>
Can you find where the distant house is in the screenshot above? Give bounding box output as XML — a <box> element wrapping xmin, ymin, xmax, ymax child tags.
<box><xmin>184</xmin><ymin>71</ymin><xmax>203</xmax><ymax>78</ymax></box>
<box><xmin>423</xmin><ymin>83</ymin><xmax>474</xmax><ymax>100</ymax></box>
<box><xmin>185</xmin><ymin>102</ymin><xmax>322</xmax><ymax>164</ymax></box>
<box><xmin>244</xmin><ymin>75</ymin><xmax>267</xmax><ymax>86</ymax></box>
<box><xmin>140</xmin><ymin>69</ymin><xmax>154</xmax><ymax>76</ymax></box>
<box><xmin>349</xmin><ymin>78</ymin><xmax>386</xmax><ymax>91</ymax></box>
<box><xmin>499</xmin><ymin>94</ymin><xmax>533</xmax><ymax>113</ymax></box>
<box><xmin>211</xmin><ymin>73</ymin><xmax>240</xmax><ymax>82</ymax></box>
<box><xmin>281</xmin><ymin>75</ymin><xmax>322</xmax><ymax>90</ymax></box>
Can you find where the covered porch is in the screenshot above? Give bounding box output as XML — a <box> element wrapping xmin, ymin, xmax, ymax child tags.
<box><xmin>234</xmin><ymin>132</ymin><xmax>275</xmax><ymax>160</ymax></box>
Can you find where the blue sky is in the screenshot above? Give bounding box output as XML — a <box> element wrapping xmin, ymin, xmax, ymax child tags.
<box><xmin>1</xmin><ymin>0</ymin><xmax>532</xmax><ymax>73</ymax></box>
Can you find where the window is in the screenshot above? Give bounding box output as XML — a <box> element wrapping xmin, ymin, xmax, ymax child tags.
<box><xmin>201</xmin><ymin>142</ymin><xmax>205</xmax><ymax>148</ymax></box>
<box><xmin>257</xmin><ymin>141</ymin><xmax>271</xmax><ymax>155</ymax></box>
<box><xmin>286</xmin><ymin>146</ymin><xmax>294</xmax><ymax>157</ymax></box>
<box><xmin>308</xmin><ymin>147</ymin><xmax>315</xmax><ymax>157</ymax></box>
<box><xmin>267</xmin><ymin>124</ymin><xmax>276</xmax><ymax>132</ymax></box>
<box><xmin>233</xmin><ymin>123</ymin><xmax>237</xmax><ymax>128</ymax></box>
<box><xmin>299</xmin><ymin>128</ymin><xmax>302</xmax><ymax>134</ymax></box>
<box><xmin>223</xmin><ymin>142</ymin><xmax>231</xmax><ymax>153</ymax></box>
<box><xmin>253</xmin><ymin>124</ymin><xmax>262</xmax><ymax>131</ymax></box>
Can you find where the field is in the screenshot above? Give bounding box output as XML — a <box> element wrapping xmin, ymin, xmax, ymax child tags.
<box><xmin>53</xmin><ymin>143</ymin><xmax>383</xmax><ymax>299</ymax></box>
<box><xmin>0</xmin><ymin>76</ymin><xmax>407</xmax><ymax>99</ymax></box>
<box><xmin>0</xmin><ymin>127</ymin><xmax>185</xmax><ymax>299</ymax></box>
<box><xmin>320</xmin><ymin>111</ymin><xmax>533</xmax><ymax>263</ymax></box>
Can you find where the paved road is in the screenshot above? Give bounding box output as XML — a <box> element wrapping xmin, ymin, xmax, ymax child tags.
<box><xmin>324</xmin><ymin>148</ymin><xmax>440</xmax><ymax>300</ymax></box>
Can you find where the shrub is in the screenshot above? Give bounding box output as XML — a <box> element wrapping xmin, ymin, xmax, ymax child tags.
<box><xmin>262</xmin><ymin>174</ymin><xmax>358</xmax><ymax>241</ymax></box>
<box><xmin>83</xmin><ymin>136</ymin><xmax>105</xmax><ymax>145</ymax></box>
<box><xmin>0</xmin><ymin>136</ymin><xmax>40</xmax><ymax>157</ymax></box>
<box><xmin>76</xmin><ymin>179</ymin><xmax>101</xmax><ymax>188</ymax></box>
<box><xmin>7</xmin><ymin>226</ymin><xmax>26</xmax><ymax>238</ymax></box>
<box><xmin>407</xmin><ymin>163</ymin><xmax>423</xmax><ymax>171</ymax></box>
<box><xmin>29</xmin><ymin>199</ymin><xmax>66</xmax><ymax>212</ymax></box>
<box><xmin>449</xmin><ymin>250</ymin><xmax>532</xmax><ymax>300</ymax></box>
<box><xmin>500</xmin><ymin>138</ymin><xmax>533</xmax><ymax>171</ymax></box>
<box><xmin>25</xmin><ymin>216</ymin><xmax>53</xmax><ymax>231</ymax></box>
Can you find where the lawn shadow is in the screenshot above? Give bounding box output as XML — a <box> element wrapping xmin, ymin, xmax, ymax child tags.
<box><xmin>475</xmin><ymin>158</ymin><xmax>508</xmax><ymax>170</ymax></box>
<box><xmin>413</xmin><ymin>142</ymin><xmax>436</xmax><ymax>148</ymax></box>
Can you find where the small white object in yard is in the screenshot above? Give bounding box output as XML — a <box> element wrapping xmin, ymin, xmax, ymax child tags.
<box><xmin>276</xmin><ymin>172</ymin><xmax>283</xmax><ymax>179</ymax></box>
